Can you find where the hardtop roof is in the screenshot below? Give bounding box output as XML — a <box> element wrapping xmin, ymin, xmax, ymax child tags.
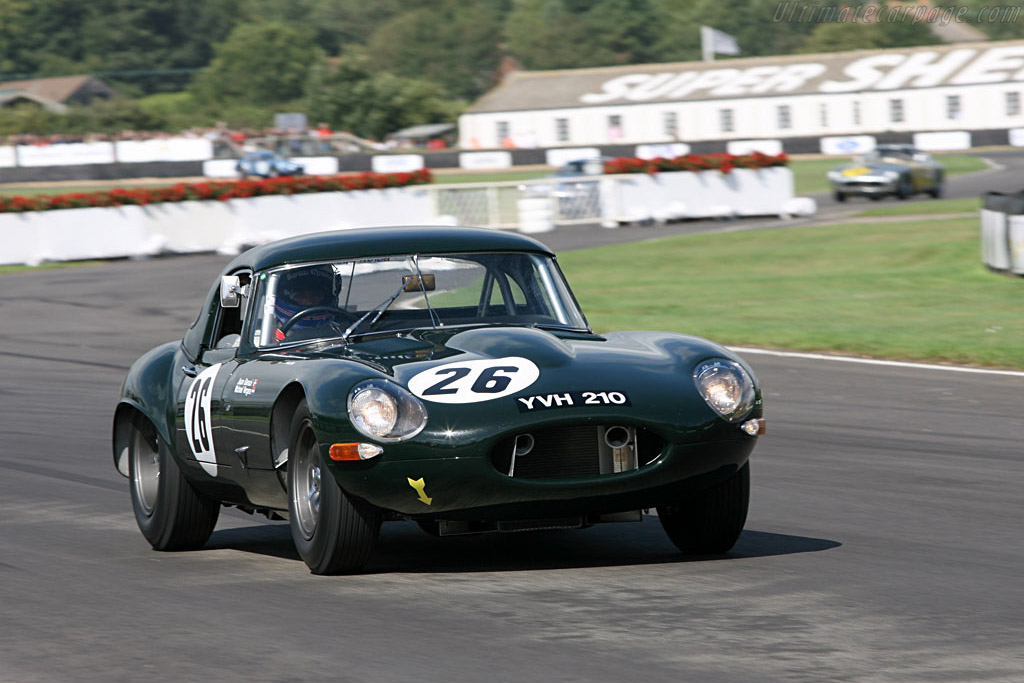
<box><xmin>223</xmin><ymin>226</ymin><xmax>555</xmax><ymax>274</ymax></box>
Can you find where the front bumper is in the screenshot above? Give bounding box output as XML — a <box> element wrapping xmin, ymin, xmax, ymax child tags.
<box><xmin>832</xmin><ymin>177</ymin><xmax>896</xmax><ymax>195</ymax></box>
<box><xmin>330</xmin><ymin>436</ymin><xmax>756</xmax><ymax>518</ymax></box>
<box><xmin>831</xmin><ymin>178</ymin><xmax>897</xmax><ymax>196</ymax></box>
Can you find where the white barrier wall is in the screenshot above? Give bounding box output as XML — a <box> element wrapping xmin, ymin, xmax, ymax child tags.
<box><xmin>114</xmin><ymin>138</ymin><xmax>214</xmax><ymax>162</ymax></box>
<box><xmin>820</xmin><ymin>135</ymin><xmax>877</xmax><ymax>155</ymax></box>
<box><xmin>17</xmin><ymin>142</ymin><xmax>117</xmax><ymax>166</ymax></box>
<box><xmin>605</xmin><ymin>167</ymin><xmax>794</xmax><ymax>224</ymax></box>
<box><xmin>0</xmin><ymin>167</ymin><xmax>803</xmax><ymax>266</ymax></box>
<box><xmin>0</xmin><ymin>187</ymin><xmax>435</xmax><ymax>266</ymax></box>
<box><xmin>0</xmin><ymin>146</ymin><xmax>16</xmax><ymax>168</ymax></box>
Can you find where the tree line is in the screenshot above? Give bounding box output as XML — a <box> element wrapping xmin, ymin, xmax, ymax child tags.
<box><xmin>0</xmin><ymin>0</ymin><xmax>1015</xmax><ymax>140</ymax></box>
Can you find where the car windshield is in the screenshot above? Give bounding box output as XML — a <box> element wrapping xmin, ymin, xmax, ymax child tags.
<box><xmin>866</xmin><ymin>147</ymin><xmax>912</xmax><ymax>161</ymax></box>
<box><xmin>248</xmin><ymin>251</ymin><xmax>589</xmax><ymax>348</ymax></box>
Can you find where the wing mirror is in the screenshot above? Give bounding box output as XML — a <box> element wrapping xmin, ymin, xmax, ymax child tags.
<box><xmin>220</xmin><ymin>275</ymin><xmax>247</xmax><ymax>308</ymax></box>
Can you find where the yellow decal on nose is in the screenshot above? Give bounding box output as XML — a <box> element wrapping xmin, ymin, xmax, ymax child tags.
<box><xmin>407</xmin><ymin>477</ymin><xmax>433</xmax><ymax>505</ymax></box>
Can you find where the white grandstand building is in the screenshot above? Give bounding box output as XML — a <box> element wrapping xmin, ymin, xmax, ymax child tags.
<box><xmin>458</xmin><ymin>40</ymin><xmax>1024</xmax><ymax>154</ymax></box>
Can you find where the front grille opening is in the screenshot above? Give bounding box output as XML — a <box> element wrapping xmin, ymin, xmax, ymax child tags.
<box><xmin>491</xmin><ymin>425</ymin><xmax>665</xmax><ymax>480</ymax></box>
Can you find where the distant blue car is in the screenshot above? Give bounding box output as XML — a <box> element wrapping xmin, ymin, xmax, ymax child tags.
<box><xmin>236</xmin><ymin>150</ymin><xmax>305</xmax><ymax>178</ymax></box>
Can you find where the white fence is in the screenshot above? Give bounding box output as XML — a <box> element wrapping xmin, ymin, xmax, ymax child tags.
<box><xmin>0</xmin><ymin>167</ymin><xmax>805</xmax><ymax>266</ymax></box>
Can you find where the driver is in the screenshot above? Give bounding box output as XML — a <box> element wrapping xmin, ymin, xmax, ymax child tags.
<box><xmin>274</xmin><ymin>265</ymin><xmax>336</xmax><ymax>341</ymax></box>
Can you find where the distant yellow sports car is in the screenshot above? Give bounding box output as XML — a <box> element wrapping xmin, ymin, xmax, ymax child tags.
<box><xmin>828</xmin><ymin>144</ymin><xmax>944</xmax><ymax>201</ymax></box>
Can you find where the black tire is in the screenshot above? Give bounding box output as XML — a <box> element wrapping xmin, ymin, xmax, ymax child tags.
<box><xmin>657</xmin><ymin>463</ymin><xmax>750</xmax><ymax>555</ymax></box>
<box><xmin>928</xmin><ymin>175</ymin><xmax>944</xmax><ymax>199</ymax></box>
<box><xmin>288</xmin><ymin>399</ymin><xmax>381</xmax><ymax>574</ymax></box>
<box><xmin>833</xmin><ymin>190</ymin><xmax>846</xmax><ymax>203</ymax></box>
<box><xmin>128</xmin><ymin>416</ymin><xmax>219</xmax><ymax>551</ymax></box>
<box><xmin>896</xmin><ymin>175</ymin><xmax>912</xmax><ymax>200</ymax></box>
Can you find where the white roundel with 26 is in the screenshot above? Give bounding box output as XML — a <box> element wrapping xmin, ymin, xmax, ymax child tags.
<box><xmin>408</xmin><ymin>357</ymin><xmax>540</xmax><ymax>404</ymax></box>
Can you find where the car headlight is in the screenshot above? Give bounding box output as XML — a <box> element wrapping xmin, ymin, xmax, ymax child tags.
<box><xmin>827</xmin><ymin>170</ymin><xmax>841</xmax><ymax>180</ymax></box>
<box><xmin>693</xmin><ymin>359</ymin><xmax>756</xmax><ymax>422</ymax></box>
<box><xmin>883</xmin><ymin>170</ymin><xmax>901</xmax><ymax>180</ymax></box>
<box><xmin>347</xmin><ymin>380</ymin><xmax>428</xmax><ymax>442</ymax></box>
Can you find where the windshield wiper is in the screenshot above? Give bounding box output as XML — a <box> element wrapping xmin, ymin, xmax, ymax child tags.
<box><xmin>342</xmin><ymin>280</ymin><xmax>407</xmax><ymax>341</ymax></box>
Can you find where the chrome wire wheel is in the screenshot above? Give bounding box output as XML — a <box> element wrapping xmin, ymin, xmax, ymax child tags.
<box><xmin>291</xmin><ymin>424</ymin><xmax>322</xmax><ymax>541</ymax></box>
<box><xmin>130</xmin><ymin>427</ymin><xmax>161</xmax><ymax>518</ymax></box>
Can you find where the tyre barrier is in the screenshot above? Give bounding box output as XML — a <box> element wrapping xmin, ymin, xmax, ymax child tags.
<box><xmin>980</xmin><ymin>191</ymin><xmax>1024</xmax><ymax>276</ymax></box>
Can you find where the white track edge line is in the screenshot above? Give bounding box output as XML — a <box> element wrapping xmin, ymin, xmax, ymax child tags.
<box><xmin>726</xmin><ymin>346</ymin><xmax>1024</xmax><ymax>378</ymax></box>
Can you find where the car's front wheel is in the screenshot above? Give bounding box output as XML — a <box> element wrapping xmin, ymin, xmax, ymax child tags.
<box><xmin>833</xmin><ymin>190</ymin><xmax>846</xmax><ymax>203</ymax></box>
<box><xmin>128</xmin><ymin>416</ymin><xmax>219</xmax><ymax>551</ymax></box>
<box><xmin>657</xmin><ymin>463</ymin><xmax>749</xmax><ymax>555</ymax></box>
<box><xmin>288</xmin><ymin>399</ymin><xmax>381</xmax><ymax>574</ymax></box>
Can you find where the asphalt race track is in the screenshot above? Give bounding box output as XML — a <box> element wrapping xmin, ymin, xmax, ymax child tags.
<box><xmin>2</xmin><ymin>152</ymin><xmax>1024</xmax><ymax>682</ymax></box>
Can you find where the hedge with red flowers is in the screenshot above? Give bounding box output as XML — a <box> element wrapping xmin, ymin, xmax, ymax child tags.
<box><xmin>603</xmin><ymin>152</ymin><xmax>788</xmax><ymax>176</ymax></box>
<box><xmin>0</xmin><ymin>169</ymin><xmax>434</xmax><ymax>213</ymax></box>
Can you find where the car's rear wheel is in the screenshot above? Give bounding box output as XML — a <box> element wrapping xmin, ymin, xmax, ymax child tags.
<box><xmin>928</xmin><ymin>174</ymin><xmax>944</xmax><ymax>199</ymax></box>
<box><xmin>128</xmin><ymin>416</ymin><xmax>219</xmax><ymax>551</ymax></box>
<box><xmin>657</xmin><ymin>463</ymin><xmax>749</xmax><ymax>555</ymax></box>
<box><xmin>288</xmin><ymin>399</ymin><xmax>381</xmax><ymax>574</ymax></box>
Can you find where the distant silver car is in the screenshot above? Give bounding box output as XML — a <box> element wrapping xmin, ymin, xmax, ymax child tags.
<box><xmin>828</xmin><ymin>145</ymin><xmax>944</xmax><ymax>201</ymax></box>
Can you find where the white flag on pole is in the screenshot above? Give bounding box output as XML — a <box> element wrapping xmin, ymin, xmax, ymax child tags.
<box><xmin>701</xmin><ymin>26</ymin><xmax>740</xmax><ymax>61</ymax></box>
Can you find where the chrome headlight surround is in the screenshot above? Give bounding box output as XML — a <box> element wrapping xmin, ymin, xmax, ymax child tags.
<box><xmin>347</xmin><ymin>379</ymin><xmax>428</xmax><ymax>442</ymax></box>
<box><xmin>693</xmin><ymin>359</ymin><xmax>756</xmax><ymax>423</ymax></box>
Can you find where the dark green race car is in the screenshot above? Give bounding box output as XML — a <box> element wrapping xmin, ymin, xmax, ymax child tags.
<box><xmin>112</xmin><ymin>226</ymin><xmax>765</xmax><ymax>574</ymax></box>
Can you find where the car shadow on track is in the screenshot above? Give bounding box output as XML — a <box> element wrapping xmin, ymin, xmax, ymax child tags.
<box><xmin>202</xmin><ymin>519</ymin><xmax>840</xmax><ymax>573</ymax></box>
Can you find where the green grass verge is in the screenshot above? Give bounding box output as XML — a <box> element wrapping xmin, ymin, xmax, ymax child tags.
<box><xmin>0</xmin><ymin>260</ymin><xmax>104</xmax><ymax>274</ymax></box>
<box><xmin>853</xmin><ymin>197</ymin><xmax>980</xmax><ymax>218</ymax></box>
<box><xmin>557</xmin><ymin>215</ymin><xmax>1023</xmax><ymax>369</ymax></box>
<box><xmin>432</xmin><ymin>170</ymin><xmax>544</xmax><ymax>185</ymax></box>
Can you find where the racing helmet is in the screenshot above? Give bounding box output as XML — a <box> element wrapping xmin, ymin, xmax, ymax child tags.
<box><xmin>275</xmin><ymin>265</ymin><xmax>336</xmax><ymax>330</ymax></box>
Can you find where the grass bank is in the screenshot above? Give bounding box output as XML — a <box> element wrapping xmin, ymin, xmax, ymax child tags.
<box><xmin>558</xmin><ymin>215</ymin><xmax>1022</xmax><ymax>369</ymax></box>
<box><xmin>854</xmin><ymin>197</ymin><xmax>980</xmax><ymax>217</ymax></box>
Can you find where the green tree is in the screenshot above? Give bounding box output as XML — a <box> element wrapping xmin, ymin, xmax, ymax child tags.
<box><xmin>306</xmin><ymin>52</ymin><xmax>462</xmax><ymax>139</ymax></box>
<box><xmin>0</xmin><ymin>0</ymin><xmax>31</xmax><ymax>73</ymax></box>
<box><xmin>191</xmin><ymin>21</ymin><xmax>324</xmax><ymax>106</ymax></box>
<box><xmin>934</xmin><ymin>1</ymin><xmax>1024</xmax><ymax>41</ymax></box>
<box><xmin>365</xmin><ymin>0</ymin><xmax>508</xmax><ymax>100</ymax></box>
<box><xmin>506</xmin><ymin>0</ymin><xmax>663</xmax><ymax>69</ymax></box>
<box><xmin>797</xmin><ymin>11</ymin><xmax>938</xmax><ymax>54</ymax></box>
<box><xmin>797</xmin><ymin>22</ymin><xmax>882</xmax><ymax>53</ymax></box>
